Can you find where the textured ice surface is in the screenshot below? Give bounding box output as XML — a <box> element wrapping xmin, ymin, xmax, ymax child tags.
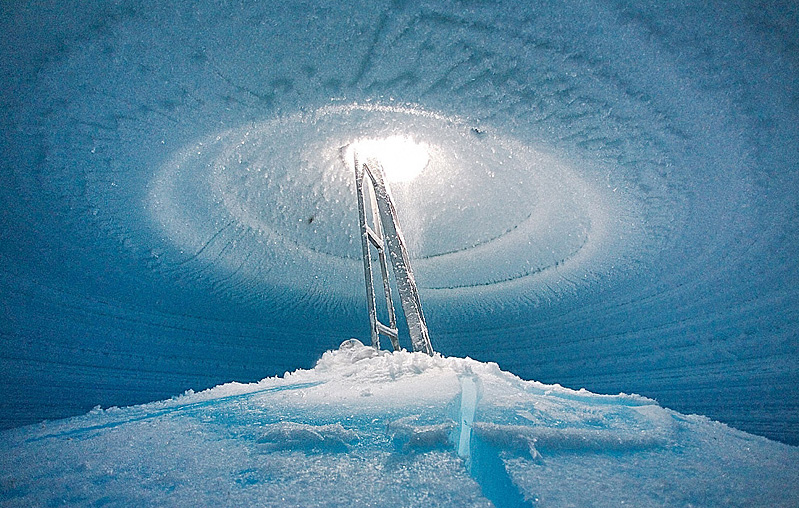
<box><xmin>1</xmin><ymin>343</ymin><xmax>797</xmax><ymax>507</ymax></box>
<box><xmin>1</xmin><ymin>0</ymin><xmax>798</xmax><ymax>448</ymax></box>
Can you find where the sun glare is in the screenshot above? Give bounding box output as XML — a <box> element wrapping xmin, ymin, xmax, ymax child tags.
<box><xmin>349</xmin><ymin>135</ymin><xmax>430</xmax><ymax>183</ymax></box>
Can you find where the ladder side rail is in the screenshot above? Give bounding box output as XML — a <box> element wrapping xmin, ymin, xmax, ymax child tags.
<box><xmin>376</xmin><ymin>247</ymin><xmax>400</xmax><ymax>351</ymax></box>
<box><xmin>364</xmin><ymin>165</ymin><xmax>401</xmax><ymax>351</ymax></box>
<box><xmin>364</xmin><ymin>159</ymin><xmax>434</xmax><ymax>355</ymax></box>
<box><xmin>354</xmin><ymin>156</ymin><xmax>381</xmax><ymax>350</ymax></box>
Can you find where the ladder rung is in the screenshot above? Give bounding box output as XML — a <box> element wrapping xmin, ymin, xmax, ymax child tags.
<box><xmin>376</xmin><ymin>321</ymin><xmax>398</xmax><ymax>339</ymax></box>
<box><xmin>366</xmin><ymin>227</ymin><xmax>383</xmax><ymax>249</ymax></box>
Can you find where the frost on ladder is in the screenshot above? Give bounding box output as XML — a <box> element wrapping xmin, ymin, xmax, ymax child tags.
<box><xmin>350</xmin><ymin>146</ymin><xmax>434</xmax><ymax>356</ymax></box>
<box><xmin>1</xmin><ymin>340</ymin><xmax>798</xmax><ymax>507</ymax></box>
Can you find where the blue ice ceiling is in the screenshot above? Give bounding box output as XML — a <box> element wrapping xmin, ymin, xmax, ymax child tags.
<box><xmin>1</xmin><ymin>0</ymin><xmax>797</xmax><ymax>445</ymax></box>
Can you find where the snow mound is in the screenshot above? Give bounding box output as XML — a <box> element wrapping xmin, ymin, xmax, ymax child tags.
<box><xmin>1</xmin><ymin>342</ymin><xmax>797</xmax><ymax>507</ymax></box>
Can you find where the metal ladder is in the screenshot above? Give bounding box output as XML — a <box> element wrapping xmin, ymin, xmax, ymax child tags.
<box><xmin>353</xmin><ymin>151</ymin><xmax>434</xmax><ymax>356</ymax></box>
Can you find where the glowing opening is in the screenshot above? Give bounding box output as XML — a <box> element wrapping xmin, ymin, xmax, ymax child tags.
<box><xmin>349</xmin><ymin>135</ymin><xmax>430</xmax><ymax>183</ymax></box>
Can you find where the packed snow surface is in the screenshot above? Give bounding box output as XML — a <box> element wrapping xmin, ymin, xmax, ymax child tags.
<box><xmin>2</xmin><ymin>342</ymin><xmax>797</xmax><ymax>507</ymax></box>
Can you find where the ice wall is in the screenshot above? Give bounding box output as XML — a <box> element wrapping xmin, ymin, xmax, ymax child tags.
<box><xmin>1</xmin><ymin>0</ymin><xmax>797</xmax><ymax>445</ymax></box>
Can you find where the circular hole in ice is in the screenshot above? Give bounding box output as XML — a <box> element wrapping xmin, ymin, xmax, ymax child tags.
<box><xmin>347</xmin><ymin>135</ymin><xmax>430</xmax><ymax>183</ymax></box>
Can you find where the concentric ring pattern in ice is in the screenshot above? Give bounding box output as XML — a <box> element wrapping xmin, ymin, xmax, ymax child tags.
<box><xmin>148</xmin><ymin>103</ymin><xmax>626</xmax><ymax>302</ymax></box>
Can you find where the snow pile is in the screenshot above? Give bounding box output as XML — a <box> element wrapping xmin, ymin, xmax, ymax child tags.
<box><xmin>1</xmin><ymin>341</ymin><xmax>797</xmax><ymax>507</ymax></box>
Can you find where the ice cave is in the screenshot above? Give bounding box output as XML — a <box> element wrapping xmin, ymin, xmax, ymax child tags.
<box><xmin>1</xmin><ymin>0</ymin><xmax>798</xmax><ymax>506</ymax></box>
